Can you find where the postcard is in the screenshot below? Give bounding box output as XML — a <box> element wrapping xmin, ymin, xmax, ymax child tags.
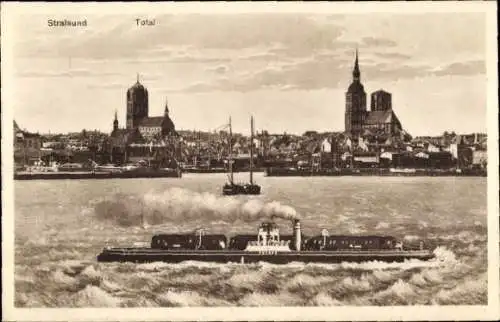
<box><xmin>2</xmin><ymin>1</ymin><xmax>498</xmax><ymax>321</ymax></box>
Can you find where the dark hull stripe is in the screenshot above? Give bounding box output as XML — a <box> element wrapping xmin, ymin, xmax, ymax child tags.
<box><xmin>97</xmin><ymin>248</ymin><xmax>435</xmax><ymax>263</ymax></box>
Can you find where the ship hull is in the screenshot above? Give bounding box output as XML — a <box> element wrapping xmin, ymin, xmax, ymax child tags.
<box><xmin>97</xmin><ymin>248</ymin><xmax>434</xmax><ymax>264</ymax></box>
<box><xmin>222</xmin><ymin>184</ymin><xmax>261</xmax><ymax>196</ymax></box>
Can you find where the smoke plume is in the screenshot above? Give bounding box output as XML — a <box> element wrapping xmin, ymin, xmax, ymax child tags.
<box><xmin>92</xmin><ymin>187</ymin><xmax>300</xmax><ymax>227</ymax></box>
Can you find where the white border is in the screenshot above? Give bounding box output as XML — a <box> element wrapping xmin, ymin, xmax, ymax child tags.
<box><xmin>2</xmin><ymin>1</ymin><xmax>498</xmax><ymax>321</ymax></box>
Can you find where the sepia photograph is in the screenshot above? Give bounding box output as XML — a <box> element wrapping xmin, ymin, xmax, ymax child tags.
<box><xmin>2</xmin><ymin>1</ymin><xmax>498</xmax><ymax>321</ymax></box>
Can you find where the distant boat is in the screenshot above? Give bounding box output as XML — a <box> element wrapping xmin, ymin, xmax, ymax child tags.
<box><xmin>122</xmin><ymin>164</ymin><xmax>140</xmax><ymax>172</ymax></box>
<box><xmin>94</xmin><ymin>164</ymin><xmax>124</xmax><ymax>173</ymax></box>
<box><xmin>222</xmin><ymin>116</ymin><xmax>261</xmax><ymax>195</ymax></box>
<box><xmin>389</xmin><ymin>168</ymin><xmax>416</xmax><ymax>173</ymax></box>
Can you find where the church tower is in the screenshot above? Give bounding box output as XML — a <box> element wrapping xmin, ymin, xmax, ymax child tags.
<box><xmin>113</xmin><ymin>109</ymin><xmax>119</xmax><ymax>132</ymax></box>
<box><xmin>345</xmin><ymin>49</ymin><xmax>367</xmax><ymax>136</ymax></box>
<box><xmin>126</xmin><ymin>74</ymin><xmax>149</xmax><ymax>129</ymax></box>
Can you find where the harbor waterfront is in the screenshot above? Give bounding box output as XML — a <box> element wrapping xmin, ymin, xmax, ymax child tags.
<box><xmin>15</xmin><ymin>173</ymin><xmax>487</xmax><ymax>307</ymax></box>
<box><xmin>264</xmin><ymin>167</ymin><xmax>487</xmax><ymax>177</ymax></box>
<box><xmin>14</xmin><ymin>168</ymin><xmax>181</xmax><ymax>180</ymax></box>
<box><xmin>12</xmin><ymin>43</ymin><xmax>488</xmax><ymax>182</ymax></box>
<box><xmin>14</xmin><ymin>166</ymin><xmax>485</xmax><ymax>181</ymax></box>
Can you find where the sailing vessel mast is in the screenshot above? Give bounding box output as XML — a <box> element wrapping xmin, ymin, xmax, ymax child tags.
<box><xmin>222</xmin><ymin>116</ymin><xmax>260</xmax><ymax>196</ymax></box>
<box><xmin>228</xmin><ymin>116</ymin><xmax>233</xmax><ymax>184</ymax></box>
<box><xmin>250</xmin><ymin>116</ymin><xmax>254</xmax><ymax>185</ymax></box>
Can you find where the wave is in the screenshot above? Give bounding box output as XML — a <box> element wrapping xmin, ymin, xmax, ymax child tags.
<box><xmin>15</xmin><ymin>245</ymin><xmax>484</xmax><ymax>307</ymax></box>
<box><xmin>238</xmin><ymin>291</ymin><xmax>300</xmax><ymax>306</ymax></box>
<box><xmin>307</xmin><ymin>292</ymin><xmax>344</xmax><ymax>306</ymax></box>
<box><xmin>433</xmin><ymin>246</ymin><xmax>458</xmax><ymax>263</ymax></box>
<box><xmin>410</xmin><ymin>268</ymin><xmax>444</xmax><ymax>286</ymax></box>
<box><xmin>375</xmin><ymin>221</ymin><xmax>390</xmax><ymax>229</ymax></box>
<box><xmin>67</xmin><ymin>285</ymin><xmax>121</xmax><ymax>307</ymax></box>
<box><xmin>433</xmin><ymin>274</ymin><xmax>488</xmax><ymax>305</ymax></box>
<box><xmin>227</xmin><ymin>270</ymin><xmax>266</xmax><ymax>290</ymax></box>
<box><xmin>373</xmin><ymin>279</ymin><xmax>419</xmax><ymax>305</ymax></box>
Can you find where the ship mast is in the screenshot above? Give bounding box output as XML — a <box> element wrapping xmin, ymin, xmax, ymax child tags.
<box><xmin>228</xmin><ymin>116</ymin><xmax>234</xmax><ymax>184</ymax></box>
<box><xmin>197</xmin><ymin>131</ymin><xmax>201</xmax><ymax>167</ymax></box>
<box><xmin>250</xmin><ymin>116</ymin><xmax>254</xmax><ymax>185</ymax></box>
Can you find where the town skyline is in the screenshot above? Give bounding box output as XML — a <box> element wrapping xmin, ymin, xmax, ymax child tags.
<box><xmin>9</xmin><ymin>12</ymin><xmax>488</xmax><ymax>136</ymax></box>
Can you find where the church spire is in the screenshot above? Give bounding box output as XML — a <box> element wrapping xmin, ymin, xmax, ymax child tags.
<box><xmin>113</xmin><ymin>109</ymin><xmax>119</xmax><ymax>131</ymax></box>
<box><xmin>161</xmin><ymin>97</ymin><xmax>176</xmax><ymax>137</ymax></box>
<box><xmin>136</xmin><ymin>73</ymin><xmax>140</xmax><ymax>83</ymax></box>
<box><xmin>164</xmin><ymin>98</ymin><xmax>169</xmax><ymax>115</ymax></box>
<box><xmin>353</xmin><ymin>48</ymin><xmax>360</xmax><ymax>81</ymax></box>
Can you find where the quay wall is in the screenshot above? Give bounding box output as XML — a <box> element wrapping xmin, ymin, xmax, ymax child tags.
<box><xmin>265</xmin><ymin>167</ymin><xmax>487</xmax><ymax>177</ymax></box>
<box><xmin>14</xmin><ymin>170</ymin><xmax>182</xmax><ymax>180</ymax></box>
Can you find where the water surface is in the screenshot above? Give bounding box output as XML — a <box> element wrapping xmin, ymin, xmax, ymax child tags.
<box><xmin>15</xmin><ymin>174</ymin><xmax>487</xmax><ymax>306</ymax></box>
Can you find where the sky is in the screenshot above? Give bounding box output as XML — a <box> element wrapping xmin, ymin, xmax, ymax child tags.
<box><xmin>8</xmin><ymin>11</ymin><xmax>489</xmax><ymax>136</ymax></box>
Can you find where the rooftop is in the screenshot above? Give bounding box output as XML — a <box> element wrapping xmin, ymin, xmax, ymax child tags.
<box><xmin>364</xmin><ymin>110</ymin><xmax>393</xmax><ymax>125</ymax></box>
<box><xmin>138</xmin><ymin>117</ymin><xmax>164</xmax><ymax>127</ymax></box>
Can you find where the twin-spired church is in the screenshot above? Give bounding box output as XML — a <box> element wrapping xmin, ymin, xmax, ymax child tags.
<box><xmin>345</xmin><ymin>50</ymin><xmax>404</xmax><ymax>138</ymax></box>
<box><xmin>112</xmin><ymin>51</ymin><xmax>402</xmax><ymax>144</ymax></box>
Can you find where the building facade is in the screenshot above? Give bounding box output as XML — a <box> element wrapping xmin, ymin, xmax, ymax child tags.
<box><xmin>113</xmin><ymin>75</ymin><xmax>177</xmax><ymax>141</ymax></box>
<box><xmin>345</xmin><ymin>50</ymin><xmax>403</xmax><ymax>138</ymax></box>
<box><xmin>371</xmin><ymin>90</ymin><xmax>392</xmax><ymax>111</ymax></box>
<box><xmin>109</xmin><ymin>76</ymin><xmax>179</xmax><ymax>165</ymax></box>
<box><xmin>126</xmin><ymin>76</ymin><xmax>149</xmax><ymax>129</ymax></box>
<box><xmin>345</xmin><ymin>49</ymin><xmax>367</xmax><ymax>136</ymax></box>
<box><xmin>14</xmin><ymin>120</ymin><xmax>43</xmax><ymax>166</ymax></box>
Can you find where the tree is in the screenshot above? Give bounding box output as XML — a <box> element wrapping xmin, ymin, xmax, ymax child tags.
<box><xmin>303</xmin><ymin>131</ymin><xmax>318</xmax><ymax>138</ymax></box>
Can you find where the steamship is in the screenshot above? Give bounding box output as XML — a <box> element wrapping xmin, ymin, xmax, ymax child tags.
<box><xmin>97</xmin><ymin>220</ymin><xmax>435</xmax><ymax>264</ymax></box>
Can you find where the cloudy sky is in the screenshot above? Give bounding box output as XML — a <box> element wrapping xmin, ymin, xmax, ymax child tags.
<box><xmin>8</xmin><ymin>10</ymin><xmax>489</xmax><ymax>136</ymax></box>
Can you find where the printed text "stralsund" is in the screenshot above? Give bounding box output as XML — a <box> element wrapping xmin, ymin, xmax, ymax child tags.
<box><xmin>48</xmin><ymin>19</ymin><xmax>88</xmax><ymax>27</ymax></box>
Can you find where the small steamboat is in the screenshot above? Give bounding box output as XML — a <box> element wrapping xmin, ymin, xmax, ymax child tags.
<box><xmin>97</xmin><ymin>220</ymin><xmax>435</xmax><ymax>264</ymax></box>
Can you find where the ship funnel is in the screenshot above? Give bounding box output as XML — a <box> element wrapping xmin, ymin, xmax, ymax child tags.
<box><xmin>293</xmin><ymin>219</ymin><xmax>301</xmax><ymax>251</ymax></box>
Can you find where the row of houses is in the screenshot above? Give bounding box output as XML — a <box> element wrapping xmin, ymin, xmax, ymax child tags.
<box><xmin>284</xmin><ymin>149</ymin><xmax>485</xmax><ymax>170</ymax></box>
<box><xmin>13</xmin><ymin>120</ymin><xmax>487</xmax><ymax>170</ymax></box>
